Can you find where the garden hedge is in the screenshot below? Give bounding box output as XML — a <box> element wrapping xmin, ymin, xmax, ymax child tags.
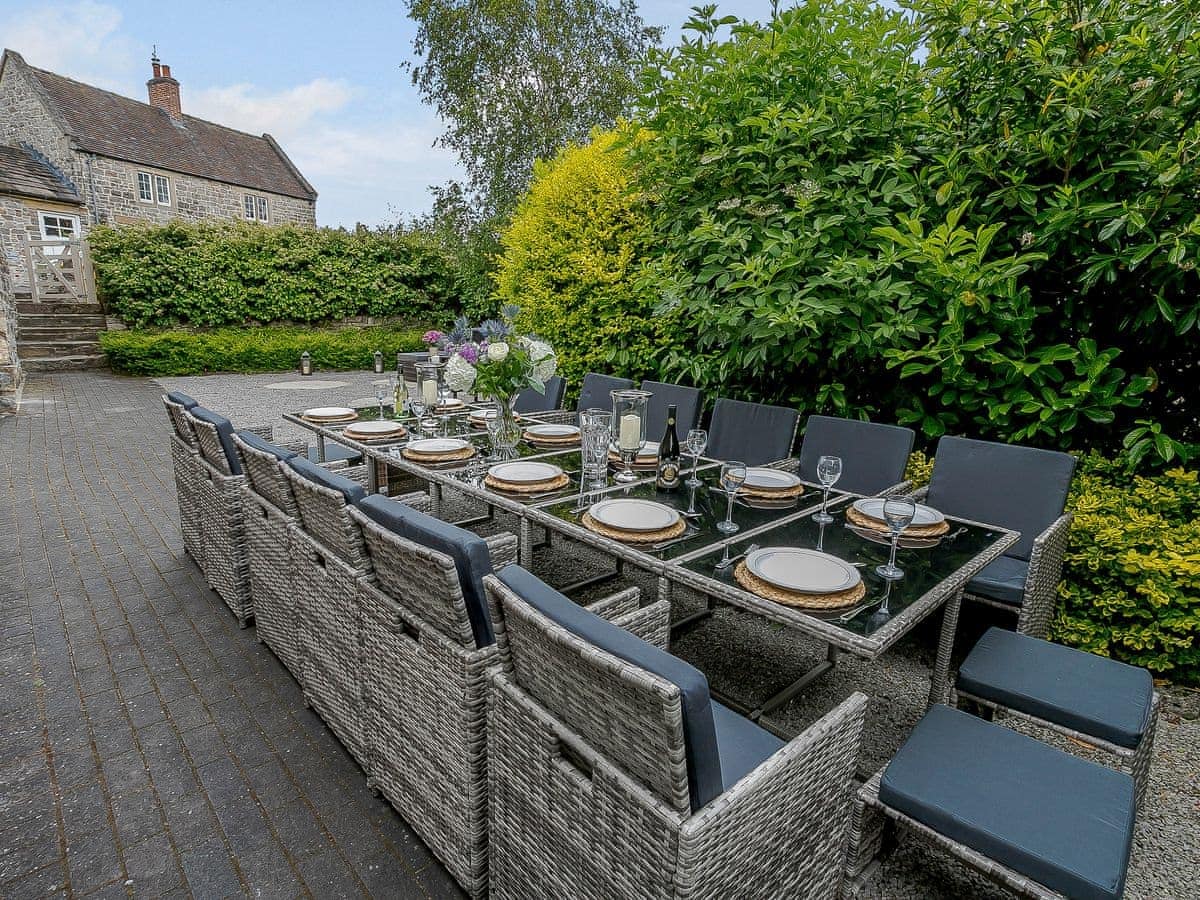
<box><xmin>99</xmin><ymin>326</ymin><xmax>424</xmax><ymax>376</ymax></box>
<box><xmin>90</xmin><ymin>221</ymin><xmax>461</xmax><ymax>328</ymax></box>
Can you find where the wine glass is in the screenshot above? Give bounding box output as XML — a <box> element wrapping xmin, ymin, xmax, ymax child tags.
<box><xmin>685</xmin><ymin>429</ymin><xmax>708</xmax><ymax>488</ymax></box>
<box><xmin>373</xmin><ymin>379</ymin><xmax>390</xmax><ymax>419</ymax></box>
<box><xmin>717</xmin><ymin>461</ymin><xmax>747</xmax><ymax>535</ymax></box>
<box><xmin>409</xmin><ymin>393</ymin><xmax>429</xmax><ymax>435</ymax></box>
<box><xmin>876</xmin><ymin>496</ymin><xmax>917</xmax><ymax>581</ymax></box>
<box><xmin>811</xmin><ymin>455</ymin><xmax>843</xmax><ymax>525</ymax></box>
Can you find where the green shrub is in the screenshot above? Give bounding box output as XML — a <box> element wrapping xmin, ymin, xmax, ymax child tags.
<box><xmin>494</xmin><ymin>127</ymin><xmax>684</xmax><ymax>398</ymax></box>
<box><xmin>90</xmin><ymin>221</ymin><xmax>462</xmax><ymax>328</ymax></box>
<box><xmin>99</xmin><ymin>326</ymin><xmax>424</xmax><ymax>376</ymax></box>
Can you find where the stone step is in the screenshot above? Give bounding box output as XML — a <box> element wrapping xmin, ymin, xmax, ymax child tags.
<box><xmin>16</xmin><ymin>339</ymin><xmax>103</xmax><ymax>357</ymax></box>
<box><xmin>16</xmin><ymin>313</ymin><xmax>108</xmax><ymax>329</ymax></box>
<box><xmin>15</xmin><ymin>301</ymin><xmax>104</xmax><ymax>316</ymax></box>
<box><xmin>21</xmin><ymin>354</ymin><xmax>108</xmax><ymax>373</ymax></box>
<box><xmin>16</xmin><ymin>326</ymin><xmax>104</xmax><ymax>342</ymax></box>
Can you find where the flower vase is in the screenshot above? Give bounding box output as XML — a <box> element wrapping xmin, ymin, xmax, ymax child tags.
<box><xmin>489</xmin><ymin>395</ymin><xmax>522</xmax><ymax>459</ymax></box>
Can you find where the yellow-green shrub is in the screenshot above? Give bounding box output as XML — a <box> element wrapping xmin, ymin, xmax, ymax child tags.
<box><xmin>494</xmin><ymin>127</ymin><xmax>685</xmax><ymax>398</ymax></box>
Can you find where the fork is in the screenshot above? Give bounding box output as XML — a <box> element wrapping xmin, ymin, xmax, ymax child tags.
<box><xmin>716</xmin><ymin>542</ymin><xmax>760</xmax><ymax>572</ymax></box>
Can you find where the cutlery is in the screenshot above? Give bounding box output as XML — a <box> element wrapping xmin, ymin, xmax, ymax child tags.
<box><xmin>716</xmin><ymin>542</ymin><xmax>759</xmax><ymax>572</ymax></box>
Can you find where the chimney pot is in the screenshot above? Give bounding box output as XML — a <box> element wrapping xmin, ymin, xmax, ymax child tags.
<box><xmin>152</xmin><ymin>61</ymin><xmax>161</xmax><ymax>78</ymax></box>
<box><xmin>162</xmin><ymin>64</ymin><xmax>171</xmax><ymax>77</ymax></box>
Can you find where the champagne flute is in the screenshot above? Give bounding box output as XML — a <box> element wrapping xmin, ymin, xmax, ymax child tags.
<box><xmin>373</xmin><ymin>379</ymin><xmax>390</xmax><ymax>420</ymax></box>
<box><xmin>812</xmin><ymin>455</ymin><xmax>843</xmax><ymax>525</ymax></box>
<box><xmin>876</xmin><ymin>496</ymin><xmax>916</xmax><ymax>581</ymax></box>
<box><xmin>717</xmin><ymin>461</ymin><xmax>747</xmax><ymax>535</ymax></box>
<box><xmin>685</xmin><ymin>429</ymin><xmax>708</xmax><ymax>488</ymax></box>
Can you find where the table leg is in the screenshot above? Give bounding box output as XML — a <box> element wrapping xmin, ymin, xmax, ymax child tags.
<box><xmin>928</xmin><ymin>589</ymin><xmax>962</xmax><ymax>708</ymax></box>
<box><xmin>656</xmin><ymin>577</ymin><xmax>672</xmax><ymax>606</ymax></box>
<box><xmin>367</xmin><ymin>458</ymin><xmax>379</xmax><ymax>494</ymax></box>
<box><xmin>315</xmin><ymin>434</ymin><xmax>326</xmax><ymax>463</ymax></box>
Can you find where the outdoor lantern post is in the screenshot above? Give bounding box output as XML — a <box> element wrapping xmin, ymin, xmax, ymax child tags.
<box><xmin>373</xmin><ymin>350</ymin><xmax>384</xmax><ymax>373</ymax></box>
<box><xmin>300</xmin><ymin>351</ymin><xmax>312</xmax><ymax>376</ymax></box>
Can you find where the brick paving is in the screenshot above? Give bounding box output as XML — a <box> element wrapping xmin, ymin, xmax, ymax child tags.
<box><xmin>0</xmin><ymin>372</ymin><xmax>461</xmax><ymax>899</ymax></box>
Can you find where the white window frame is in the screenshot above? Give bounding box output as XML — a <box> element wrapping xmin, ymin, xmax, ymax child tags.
<box><xmin>256</xmin><ymin>196</ymin><xmax>269</xmax><ymax>222</ymax></box>
<box><xmin>154</xmin><ymin>174</ymin><xmax>171</xmax><ymax>206</ymax></box>
<box><xmin>136</xmin><ymin>171</ymin><xmax>153</xmax><ymax>203</ymax></box>
<box><xmin>244</xmin><ymin>194</ymin><xmax>256</xmax><ymax>220</ymax></box>
<box><xmin>37</xmin><ymin>212</ymin><xmax>81</xmax><ymax>256</ymax></box>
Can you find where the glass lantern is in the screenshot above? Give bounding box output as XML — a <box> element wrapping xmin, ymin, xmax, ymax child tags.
<box><xmin>610</xmin><ymin>389</ymin><xmax>652</xmax><ymax>483</ymax></box>
<box><xmin>414</xmin><ymin>362</ymin><xmax>442</xmax><ymax>434</ymax></box>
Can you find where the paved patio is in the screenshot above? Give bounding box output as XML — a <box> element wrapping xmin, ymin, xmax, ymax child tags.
<box><xmin>2</xmin><ymin>371</ymin><xmax>1197</xmax><ymax>899</ymax></box>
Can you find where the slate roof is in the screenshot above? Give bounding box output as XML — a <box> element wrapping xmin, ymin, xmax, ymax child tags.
<box><xmin>1</xmin><ymin>50</ymin><xmax>316</xmax><ymax>201</ymax></box>
<box><xmin>0</xmin><ymin>144</ymin><xmax>81</xmax><ymax>204</ymax></box>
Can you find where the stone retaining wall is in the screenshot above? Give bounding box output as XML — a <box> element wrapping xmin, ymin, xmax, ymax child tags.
<box><xmin>0</xmin><ymin>255</ymin><xmax>21</xmax><ymax>412</ymax></box>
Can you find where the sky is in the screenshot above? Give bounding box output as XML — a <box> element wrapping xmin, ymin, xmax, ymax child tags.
<box><xmin>0</xmin><ymin>0</ymin><xmax>778</xmax><ymax>228</ymax></box>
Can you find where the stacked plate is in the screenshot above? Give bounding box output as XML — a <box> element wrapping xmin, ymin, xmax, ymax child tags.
<box><xmin>468</xmin><ymin>408</ymin><xmax>521</xmax><ymax>428</ymax></box>
<box><xmin>484</xmin><ymin>461</ymin><xmax>569</xmax><ymax>494</ymax></box>
<box><xmin>582</xmin><ymin>498</ymin><xmax>686</xmax><ymax>544</ymax></box>
<box><xmin>608</xmin><ymin>440</ymin><xmax>659</xmax><ymax>471</ymax></box>
<box><xmin>341</xmin><ymin>419</ymin><xmax>407</xmax><ymax>443</ymax></box>
<box><xmin>401</xmin><ymin>437</ymin><xmax>476</xmax><ymax>464</ymax></box>
<box><xmin>523</xmin><ymin>423</ymin><xmax>580</xmax><ymax>447</ymax></box>
<box><xmin>734</xmin><ymin>548</ymin><xmax>866</xmax><ymax>609</ymax></box>
<box><xmin>740</xmin><ymin>467</ymin><xmax>805</xmax><ymax>507</ymax></box>
<box><xmin>302</xmin><ymin>406</ymin><xmax>358</xmax><ymax>425</ymax></box>
<box><xmin>437</xmin><ymin>397</ymin><xmax>466</xmax><ymax>412</ymax></box>
<box><xmin>847</xmin><ymin>498</ymin><xmax>949</xmax><ymax>538</ymax></box>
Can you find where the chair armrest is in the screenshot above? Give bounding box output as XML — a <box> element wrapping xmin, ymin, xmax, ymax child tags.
<box><xmin>909</xmin><ymin>484</ymin><xmax>930</xmax><ymax>501</ymax></box>
<box><xmin>529</xmin><ymin>409</ymin><xmax>576</xmax><ymax>426</ymax></box>
<box><xmin>584</xmin><ymin>587</ymin><xmax>641</xmax><ymax>620</ymax></box>
<box><xmin>879</xmin><ymin>479</ymin><xmax>913</xmax><ymax>497</ymax></box>
<box><xmin>677</xmin><ymin>692</ymin><xmax>868</xmax><ymax>896</ymax></box>
<box><xmin>1017</xmin><ymin>512</ymin><xmax>1072</xmax><ymax>639</ymax></box>
<box><xmin>278</xmin><ymin>438</ymin><xmax>308</xmax><ymax>455</ymax></box>
<box><xmin>486</xmin><ymin>532</ymin><xmax>519</xmax><ymax>568</ymax></box>
<box><xmin>393</xmin><ymin>490</ymin><xmax>433</xmax><ymax>514</ymax></box>
<box><xmin>242</xmin><ymin>423</ymin><xmax>275</xmax><ymax>440</ymax></box>
<box><xmin>611</xmin><ymin>601</ymin><xmax>670</xmax><ymax>650</ymax></box>
<box><xmin>765</xmin><ymin>458</ymin><xmax>800</xmax><ymax>474</ymax></box>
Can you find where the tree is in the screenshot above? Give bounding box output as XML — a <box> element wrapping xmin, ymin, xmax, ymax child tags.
<box><xmin>406</xmin><ymin>0</ymin><xmax>661</xmax><ymax>218</ymax></box>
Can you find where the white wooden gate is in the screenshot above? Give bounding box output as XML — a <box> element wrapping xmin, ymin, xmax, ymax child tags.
<box><xmin>21</xmin><ymin>238</ymin><xmax>96</xmax><ymax>303</ymax></box>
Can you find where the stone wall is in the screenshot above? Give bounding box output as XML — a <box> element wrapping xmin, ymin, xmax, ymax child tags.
<box><xmin>0</xmin><ymin>194</ymin><xmax>88</xmax><ymax>288</ymax></box>
<box><xmin>0</xmin><ymin>252</ymin><xmax>21</xmax><ymax>413</ymax></box>
<box><xmin>0</xmin><ymin>61</ymin><xmax>82</xmax><ymax>187</ymax></box>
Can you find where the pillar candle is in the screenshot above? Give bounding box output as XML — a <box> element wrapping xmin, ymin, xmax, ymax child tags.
<box><xmin>422</xmin><ymin>379</ymin><xmax>438</xmax><ymax>406</ymax></box>
<box><xmin>619</xmin><ymin>413</ymin><xmax>641</xmax><ymax>451</ymax></box>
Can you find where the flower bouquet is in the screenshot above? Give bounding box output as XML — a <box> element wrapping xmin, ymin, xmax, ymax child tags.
<box><xmin>437</xmin><ymin>306</ymin><xmax>557</xmax><ymax>456</ymax></box>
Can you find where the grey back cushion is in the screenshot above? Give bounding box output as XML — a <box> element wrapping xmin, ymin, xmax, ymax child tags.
<box><xmin>189</xmin><ymin>406</ymin><xmax>242</xmax><ymax>475</ymax></box>
<box><xmin>497</xmin><ymin>565</ymin><xmax>722</xmax><ymax>813</ymax></box>
<box><xmin>927</xmin><ymin>436</ymin><xmax>1075</xmax><ymax>560</ymax></box>
<box><xmin>358</xmin><ymin>494</ymin><xmax>496</xmax><ymax>647</ymax></box>
<box><xmin>514</xmin><ymin>375</ymin><xmax>566</xmax><ymax>413</ymax></box>
<box><xmin>640</xmin><ymin>380</ymin><xmax>704</xmax><ymax>440</ymax></box>
<box><xmin>798</xmin><ymin>415</ymin><xmax>915</xmax><ymax>496</ymax></box>
<box><xmin>707</xmin><ymin>398</ymin><xmax>799</xmax><ymax>466</ymax></box>
<box><xmin>576</xmin><ymin>373</ymin><xmax>634</xmax><ymax>412</ymax></box>
<box><xmin>285</xmin><ymin>456</ymin><xmax>366</xmax><ymax>506</ymax></box>
<box><xmin>166</xmin><ymin>391</ymin><xmax>198</xmax><ymax>409</ymax></box>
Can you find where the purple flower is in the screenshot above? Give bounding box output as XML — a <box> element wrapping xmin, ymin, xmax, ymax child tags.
<box><xmin>422</xmin><ymin>330</ymin><xmax>443</xmax><ymax>345</ymax></box>
<box><xmin>458</xmin><ymin>344</ymin><xmax>478</xmax><ymax>364</ymax></box>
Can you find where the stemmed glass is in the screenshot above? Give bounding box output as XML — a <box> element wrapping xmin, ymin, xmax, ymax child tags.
<box><xmin>717</xmin><ymin>461</ymin><xmax>747</xmax><ymax>534</ymax></box>
<box><xmin>685</xmin><ymin>429</ymin><xmax>708</xmax><ymax>488</ymax></box>
<box><xmin>373</xmin><ymin>379</ymin><xmax>390</xmax><ymax>420</ymax></box>
<box><xmin>876</xmin><ymin>496</ymin><xmax>917</xmax><ymax>581</ymax></box>
<box><xmin>812</xmin><ymin>455</ymin><xmax>843</xmax><ymax>525</ymax></box>
<box><xmin>410</xmin><ymin>393</ymin><xmax>430</xmax><ymax>435</ymax></box>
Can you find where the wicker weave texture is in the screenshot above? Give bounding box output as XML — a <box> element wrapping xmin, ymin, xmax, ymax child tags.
<box><xmin>170</xmin><ymin>436</ymin><xmax>204</xmax><ymax>564</ymax></box>
<box><xmin>242</xmin><ymin>484</ymin><xmax>301</xmax><ymax>678</ymax></box>
<box><xmin>162</xmin><ymin>396</ymin><xmax>198</xmax><ymax>450</ymax></box>
<box><xmin>281</xmin><ymin>465</ymin><xmax>371</xmax><ymax>569</ymax></box>
<box><xmin>194</xmin><ymin>455</ymin><xmax>253</xmax><ymax>625</ymax></box>
<box><xmin>233</xmin><ymin>434</ymin><xmax>300</xmax><ymax>519</ymax></box>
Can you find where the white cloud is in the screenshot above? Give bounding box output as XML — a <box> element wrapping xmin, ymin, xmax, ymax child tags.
<box><xmin>0</xmin><ymin>1</ymin><xmax>139</xmax><ymax>90</ymax></box>
<box><xmin>186</xmin><ymin>79</ymin><xmax>354</xmax><ymax>137</ymax></box>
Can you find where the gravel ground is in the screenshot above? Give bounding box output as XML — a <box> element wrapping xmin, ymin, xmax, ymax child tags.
<box><xmin>159</xmin><ymin>371</ymin><xmax>1200</xmax><ymax>899</ymax></box>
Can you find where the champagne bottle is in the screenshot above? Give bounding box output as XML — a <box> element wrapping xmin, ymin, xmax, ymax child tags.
<box><xmin>656</xmin><ymin>404</ymin><xmax>681</xmax><ymax>490</ymax></box>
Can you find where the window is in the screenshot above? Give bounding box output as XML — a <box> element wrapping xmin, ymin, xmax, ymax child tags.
<box><xmin>154</xmin><ymin>174</ymin><xmax>171</xmax><ymax>206</ymax></box>
<box><xmin>39</xmin><ymin>213</ymin><xmax>79</xmax><ymax>240</ymax></box>
<box><xmin>244</xmin><ymin>194</ymin><xmax>256</xmax><ymax>220</ymax></box>
<box><xmin>136</xmin><ymin>172</ymin><xmax>153</xmax><ymax>202</ymax></box>
<box><xmin>244</xmin><ymin>194</ymin><xmax>269</xmax><ymax>222</ymax></box>
<box><xmin>256</xmin><ymin>196</ymin><xmax>269</xmax><ymax>222</ymax></box>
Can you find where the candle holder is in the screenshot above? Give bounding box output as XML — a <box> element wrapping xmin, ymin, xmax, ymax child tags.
<box><xmin>299</xmin><ymin>351</ymin><xmax>312</xmax><ymax>376</ymax></box>
<box><xmin>373</xmin><ymin>350</ymin><xmax>384</xmax><ymax>373</ymax></box>
<box><xmin>610</xmin><ymin>389</ymin><xmax>651</xmax><ymax>484</ymax></box>
<box><xmin>414</xmin><ymin>362</ymin><xmax>442</xmax><ymax>434</ymax></box>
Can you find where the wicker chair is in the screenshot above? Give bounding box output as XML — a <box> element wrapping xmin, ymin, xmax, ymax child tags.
<box><xmin>162</xmin><ymin>394</ymin><xmax>204</xmax><ymax>564</ymax></box>
<box><xmin>484</xmin><ymin>566</ymin><xmax>868</xmax><ymax>900</ymax></box>
<box><xmin>348</xmin><ymin>496</ymin><xmax>656</xmax><ymax>898</ymax></box>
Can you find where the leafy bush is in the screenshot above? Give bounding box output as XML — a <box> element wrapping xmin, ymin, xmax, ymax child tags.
<box><xmin>90</xmin><ymin>221</ymin><xmax>462</xmax><ymax>328</ymax></box>
<box><xmin>100</xmin><ymin>326</ymin><xmax>424</xmax><ymax>376</ymax></box>
<box><xmin>494</xmin><ymin>127</ymin><xmax>683</xmax><ymax>396</ymax></box>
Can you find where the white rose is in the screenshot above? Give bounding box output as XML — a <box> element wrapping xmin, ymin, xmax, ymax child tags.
<box><xmin>527</xmin><ymin>339</ymin><xmax>557</xmax><ymax>381</ymax></box>
<box><xmin>444</xmin><ymin>353</ymin><xmax>477</xmax><ymax>393</ymax></box>
<box><xmin>487</xmin><ymin>341</ymin><xmax>510</xmax><ymax>362</ymax></box>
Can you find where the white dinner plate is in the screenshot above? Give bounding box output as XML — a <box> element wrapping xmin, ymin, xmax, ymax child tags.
<box><xmin>488</xmin><ymin>461</ymin><xmax>564</xmax><ymax>484</ymax></box>
<box><xmin>609</xmin><ymin>440</ymin><xmax>659</xmax><ymax>459</ymax></box>
<box><xmin>405</xmin><ymin>438</ymin><xmax>471</xmax><ymax>454</ymax></box>
<box><xmin>853</xmin><ymin>498</ymin><xmax>945</xmax><ymax>527</ymax></box>
<box><xmin>304</xmin><ymin>406</ymin><xmax>356</xmax><ymax>419</ymax></box>
<box><xmin>343</xmin><ymin>420</ymin><xmax>403</xmax><ymax>435</ymax></box>
<box><xmin>744</xmin><ymin>468</ymin><xmax>803</xmax><ymax>491</ymax></box>
<box><xmin>437</xmin><ymin>397</ymin><xmax>465</xmax><ymax>409</ymax></box>
<box><xmin>525</xmin><ymin>424</ymin><xmax>580</xmax><ymax>439</ymax></box>
<box><xmin>589</xmin><ymin>499</ymin><xmax>680</xmax><ymax>533</ymax></box>
<box><xmin>745</xmin><ymin>548</ymin><xmax>862</xmax><ymax>594</ymax></box>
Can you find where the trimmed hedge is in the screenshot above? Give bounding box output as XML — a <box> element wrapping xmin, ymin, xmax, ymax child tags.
<box><xmin>90</xmin><ymin>221</ymin><xmax>461</xmax><ymax>328</ymax></box>
<box><xmin>100</xmin><ymin>326</ymin><xmax>424</xmax><ymax>376</ymax></box>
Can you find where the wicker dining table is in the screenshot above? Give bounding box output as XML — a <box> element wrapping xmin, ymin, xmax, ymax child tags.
<box><xmin>282</xmin><ymin>406</ymin><xmax>1018</xmax><ymax>734</ymax></box>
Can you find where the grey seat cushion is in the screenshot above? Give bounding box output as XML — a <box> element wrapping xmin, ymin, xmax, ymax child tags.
<box><xmin>798</xmin><ymin>415</ymin><xmax>914</xmax><ymax>496</ymax></box>
<box><xmin>958</xmin><ymin>627</ymin><xmax>1155</xmax><ymax>750</ymax></box>
<box><xmin>515</xmin><ymin>375</ymin><xmax>565</xmax><ymax>413</ymax></box>
<box><xmin>880</xmin><ymin>704</ymin><xmax>1135</xmax><ymax>900</ymax></box>
<box><xmin>285</xmin><ymin>456</ymin><xmax>366</xmax><ymax>506</ymax></box>
<box><xmin>499</xmin><ymin>566</ymin><xmax>779</xmax><ymax>812</ymax></box>
<box><xmin>358</xmin><ymin>494</ymin><xmax>495</xmax><ymax>648</ymax></box>
<box><xmin>235</xmin><ymin>430</ymin><xmax>297</xmax><ymax>463</ymax></box>
<box><xmin>576</xmin><ymin>373</ymin><xmax>634</xmax><ymax>412</ymax></box>
<box><xmin>640</xmin><ymin>380</ymin><xmax>704</xmax><ymax>438</ymax></box>
<box><xmin>965</xmin><ymin>555</ymin><xmax>1028</xmax><ymax>606</ymax></box>
<box><xmin>707</xmin><ymin>398</ymin><xmax>799</xmax><ymax>466</ymax></box>
<box><xmin>927</xmin><ymin>436</ymin><xmax>1075</xmax><ymax>560</ymax></box>
<box><xmin>166</xmin><ymin>391</ymin><xmax>198</xmax><ymax>409</ymax></box>
<box><xmin>190</xmin><ymin>406</ymin><xmax>242</xmax><ymax>475</ymax></box>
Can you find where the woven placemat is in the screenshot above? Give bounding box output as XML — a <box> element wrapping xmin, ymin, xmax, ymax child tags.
<box><xmin>742</xmin><ymin>485</ymin><xmax>806</xmax><ymax>500</ymax></box>
<box><xmin>303</xmin><ymin>414</ymin><xmax>358</xmax><ymax>425</ymax></box>
<box><xmin>524</xmin><ymin>432</ymin><xmax>580</xmax><ymax>445</ymax></box>
<box><xmin>401</xmin><ymin>446</ymin><xmax>476</xmax><ymax>463</ymax></box>
<box><xmin>484</xmin><ymin>473</ymin><xmax>570</xmax><ymax>494</ymax></box>
<box><xmin>582</xmin><ymin>513</ymin><xmax>687</xmax><ymax>544</ymax></box>
<box><xmin>343</xmin><ymin>426</ymin><xmax>407</xmax><ymax>443</ymax></box>
<box><xmin>734</xmin><ymin>562</ymin><xmax>868</xmax><ymax>609</ymax></box>
<box><xmin>846</xmin><ymin>505</ymin><xmax>950</xmax><ymax>537</ymax></box>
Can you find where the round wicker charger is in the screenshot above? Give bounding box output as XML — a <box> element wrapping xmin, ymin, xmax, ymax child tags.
<box><xmin>401</xmin><ymin>446</ymin><xmax>477</xmax><ymax>463</ymax></box>
<box><xmin>734</xmin><ymin>561</ymin><xmax>868</xmax><ymax>609</ymax></box>
<box><xmin>303</xmin><ymin>413</ymin><xmax>358</xmax><ymax>425</ymax></box>
<box><xmin>343</xmin><ymin>426</ymin><xmax>407</xmax><ymax>443</ymax></box>
<box><xmin>524</xmin><ymin>432</ymin><xmax>580</xmax><ymax>446</ymax></box>
<box><xmin>742</xmin><ymin>485</ymin><xmax>806</xmax><ymax>500</ymax></box>
<box><xmin>484</xmin><ymin>473</ymin><xmax>570</xmax><ymax>494</ymax></box>
<box><xmin>582</xmin><ymin>513</ymin><xmax>687</xmax><ymax>544</ymax></box>
<box><xmin>846</xmin><ymin>505</ymin><xmax>950</xmax><ymax>537</ymax></box>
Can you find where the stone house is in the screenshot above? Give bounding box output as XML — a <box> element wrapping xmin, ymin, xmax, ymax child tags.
<box><xmin>0</xmin><ymin>49</ymin><xmax>317</xmax><ymax>292</ymax></box>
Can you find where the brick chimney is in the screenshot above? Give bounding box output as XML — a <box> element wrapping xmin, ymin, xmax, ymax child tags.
<box><xmin>147</xmin><ymin>53</ymin><xmax>182</xmax><ymax>119</ymax></box>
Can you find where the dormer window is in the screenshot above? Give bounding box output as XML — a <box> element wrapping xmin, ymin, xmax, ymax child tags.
<box><xmin>244</xmin><ymin>193</ymin><xmax>269</xmax><ymax>222</ymax></box>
